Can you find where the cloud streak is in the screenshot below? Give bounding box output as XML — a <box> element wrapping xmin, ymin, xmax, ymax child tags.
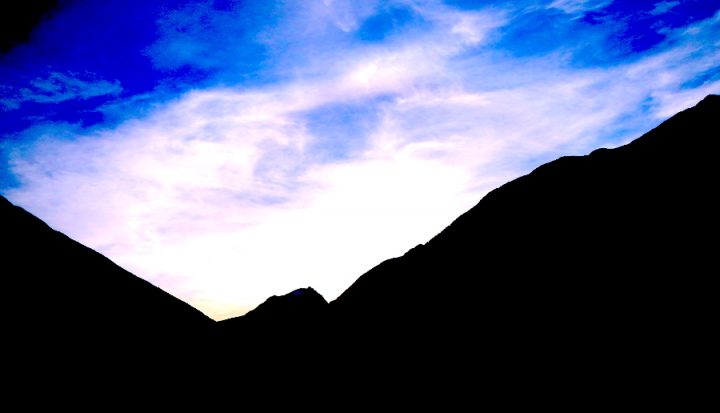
<box><xmin>3</xmin><ymin>1</ymin><xmax>719</xmax><ymax>320</ymax></box>
<box><xmin>1</xmin><ymin>72</ymin><xmax>122</xmax><ymax>110</ymax></box>
<box><xmin>548</xmin><ymin>0</ymin><xmax>614</xmax><ymax>14</ymax></box>
<box><xmin>650</xmin><ymin>1</ymin><xmax>680</xmax><ymax>16</ymax></box>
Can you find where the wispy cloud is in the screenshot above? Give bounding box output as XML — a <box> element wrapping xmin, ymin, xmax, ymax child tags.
<box><xmin>650</xmin><ymin>1</ymin><xmax>680</xmax><ymax>16</ymax></box>
<box><xmin>1</xmin><ymin>71</ymin><xmax>122</xmax><ymax>110</ymax></box>
<box><xmin>547</xmin><ymin>0</ymin><xmax>614</xmax><ymax>15</ymax></box>
<box><xmin>3</xmin><ymin>1</ymin><xmax>719</xmax><ymax>319</ymax></box>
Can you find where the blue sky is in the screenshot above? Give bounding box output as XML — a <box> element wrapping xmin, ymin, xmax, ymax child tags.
<box><xmin>1</xmin><ymin>0</ymin><xmax>718</xmax><ymax>319</ymax></box>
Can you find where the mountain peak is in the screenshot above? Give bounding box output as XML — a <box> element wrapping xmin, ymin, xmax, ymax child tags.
<box><xmin>3</xmin><ymin>95</ymin><xmax>718</xmax><ymax>404</ymax></box>
<box><xmin>216</xmin><ymin>286</ymin><xmax>328</xmax><ymax>351</ymax></box>
<box><xmin>220</xmin><ymin>286</ymin><xmax>327</xmax><ymax>325</ymax></box>
<box><xmin>289</xmin><ymin>286</ymin><xmax>322</xmax><ymax>299</ymax></box>
<box><xmin>331</xmin><ymin>92</ymin><xmax>718</xmax><ymax>340</ymax></box>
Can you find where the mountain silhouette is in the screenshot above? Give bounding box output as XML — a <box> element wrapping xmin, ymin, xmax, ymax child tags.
<box><xmin>324</xmin><ymin>94</ymin><xmax>718</xmax><ymax>404</ymax></box>
<box><xmin>211</xmin><ymin>95</ymin><xmax>717</xmax><ymax>406</ymax></box>
<box><xmin>0</xmin><ymin>95</ymin><xmax>716</xmax><ymax>405</ymax></box>
<box><xmin>220</xmin><ymin>287</ymin><xmax>327</xmax><ymax>330</ymax></box>
<box><xmin>0</xmin><ymin>194</ymin><xmax>213</xmax><ymax>383</ymax></box>
<box><xmin>217</xmin><ymin>287</ymin><xmax>328</xmax><ymax>362</ymax></box>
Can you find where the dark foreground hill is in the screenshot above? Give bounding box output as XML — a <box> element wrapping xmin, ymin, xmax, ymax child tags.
<box><xmin>212</xmin><ymin>94</ymin><xmax>718</xmax><ymax>405</ymax></box>
<box><xmin>1</xmin><ymin>95</ymin><xmax>716</xmax><ymax>404</ymax></box>
<box><xmin>336</xmin><ymin>95</ymin><xmax>717</xmax><ymax>327</ymax></box>
<box><xmin>219</xmin><ymin>287</ymin><xmax>327</xmax><ymax>333</ymax></box>
<box><xmin>0</xmin><ymin>195</ymin><xmax>213</xmax><ymax>377</ymax></box>
<box><xmin>324</xmin><ymin>94</ymin><xmax>718</xmax><ymax>403</ymax></box>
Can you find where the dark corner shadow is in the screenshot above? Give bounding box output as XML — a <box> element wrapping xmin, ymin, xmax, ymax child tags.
<box><xmin>1</xmin><ymin>95</ymin><xmax>717</xmax><ymax>404</ymax></box>
<box><xmin>0</xmin><ymin>1</ymin><xmax>63</xmax><ymax>53</ymax></box>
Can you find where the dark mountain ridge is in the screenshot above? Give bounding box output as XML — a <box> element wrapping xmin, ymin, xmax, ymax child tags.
<box><xmin>323</xmin><ymin>94</ymin><xmax>718</xmax><ymax>402</ymax></box>
<box><xmin>0</xmin><ymin>194</ymin><xmax>213</xmax><ymax>379</ymax></box>
<box><xmin>336</xmin><ymin>95</ymin><xmax>717</xmax><ymax>314</ymax></box>
<box><xmin>1</xmin><ymin>95</ymin><xmax>716</xmax><ymax>404</ymax></box>
<box><xmin>221</xmin><ymin>287</ymin><xmax>327</xmax><ymax>326</ymax></box>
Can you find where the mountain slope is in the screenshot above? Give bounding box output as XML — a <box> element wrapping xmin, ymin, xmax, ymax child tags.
<box><xmin>1</xmin><ymin>95</ymin><xmax>715</xmax><ymax>405</ymax></box>
<box><xmin>0</xmin><ymin>195</ymin><xmax>213</xmax><ymax>365</ymax></box>
<box><xmin>220</xmin><ymin>287</ymin><xmax>327</xmax><ymax>329</ymax></box>
<box><xmin>327</xmin><ymin>94</ymin><xmax>718</xmax><ymax>401</ymax></box>
<box><xmin>335</xmin><ymin>94</ymin><xmax>717</xmax><ymax>319</ymax></box>
<box><xmin>217</xmin><ymin>287</ymin><xmax>327</xmax><ymax>356</ymax></box>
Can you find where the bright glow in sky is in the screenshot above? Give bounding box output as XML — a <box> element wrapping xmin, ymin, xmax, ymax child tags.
<box><xmin>1</xmin><ymin>0</ymin><xmax>718</xmax><ymax>320</ymax></box>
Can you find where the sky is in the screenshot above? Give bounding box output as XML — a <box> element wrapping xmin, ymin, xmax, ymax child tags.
<box><xmin>1</xmin><ymin>0</ymin><xmax>718</xmax><ymax>320</ymax></box>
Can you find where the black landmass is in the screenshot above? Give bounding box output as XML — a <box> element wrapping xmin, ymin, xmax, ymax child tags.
<box><xmin>219</xmin><ymin>287</ymin><xmax>327</xmax><ymax>333</ymax></box>
<box><xmin>217</xmin><ymin>287</ymin><xmax>328</xmax><ymax>361</ymax></box>
<box><xmin>326</xmin><ymin>95</ymin><xmax>718</xmax><ymax>403</ymax></box>
<box><xmin>1</xmin><ymin>193</ymin><xmax>213</xmax><ymax>386</ymax></box>
<box><xmin>1</xmin><ymin>95</ymin><xmax>717</xmax><ymax>403</ymax></box>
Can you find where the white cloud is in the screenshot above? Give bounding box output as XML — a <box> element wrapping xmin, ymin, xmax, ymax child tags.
<box><xmin>1</xmin><ymin>72</ymin><xmax>121</xmax><ymax>112</ymax></box>
<box><xmin>4</xmin><ymin>3</ymin><xmax>719</xmax><ymax>320</ymax></box>
<box><xmin>7</xmin><ymin>72</ymin><xmax>122</xmax><ymax>108</ymax></box>
<box><xmin>650</xmin><ymin>1</ymin><xmax>680</xmax><ymax>16</ymax></box>
<box><xmin>412</xmin><ymin>2</ymin><xmax>508</xmax><ymax>46</ymax></box>
<box><xmin>548</xmin><ymin>0</ymin><xmax>613</xmax><ymax>14</ymax></box>
<box><xmin>320</xmin><ymin>0</ymin><xmax>380</xmax><ymax>32</ymax></box>
<box><xmin>0</xmin><ymin>98</ymin><xmax>20</xmax><ymax>111</ymax></box>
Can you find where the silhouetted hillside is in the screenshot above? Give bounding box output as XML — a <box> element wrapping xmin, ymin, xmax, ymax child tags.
<box><xmin>336</xmin><ymin>95</ymin><xmax>718</xmax><ymax>318</ymax></box>
<box><xmin>328</xmin><ymin>94</ymin><xmax>718</xmax><ymax>403</ymax></box>
<box><xmin>221</xmin><ymin>287</ymin><xmax>327</xmax><ymax>329</ymax></box>
<box><xmin>0</xmin><ymin>195</ymin><xmax>213</xmax><ymax>375</ymax></box>
<box><xmin>1</xmin><ymin>95</ymin><xmax>716</xmax><ymax>406</ymax></box>
<box><xmin>216</xmin><ymin>287</ymin><xmax>328</xmax><ymax>369</ymax></box>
